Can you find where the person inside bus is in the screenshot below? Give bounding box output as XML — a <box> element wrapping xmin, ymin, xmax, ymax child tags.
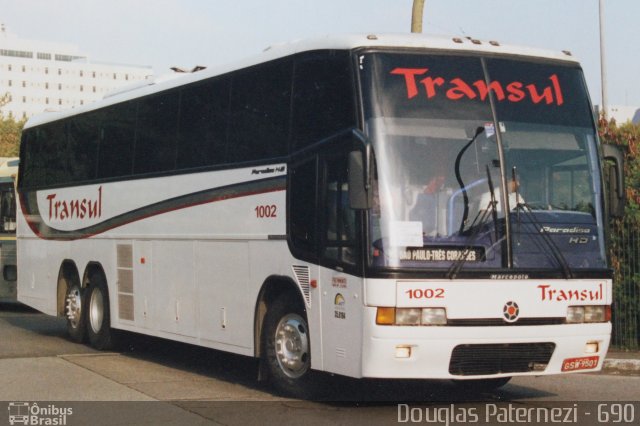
<box><xmin>477</xmin><ymin>175</ymin><xmax>524</xmax><ymax>214</ymax></box>
<box><xmin>409</xmin><ymin>162</ymin><xmax>451</xmax><ymax>237</ymax></box>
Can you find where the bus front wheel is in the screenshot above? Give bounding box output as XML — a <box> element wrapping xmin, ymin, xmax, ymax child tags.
<box><xmin>86</xmin><ymin>273</ymin><xmax>114</xmax><ymax>350</ymax></box>
<box><xmin>263</xmin><ymin>295</ymin><xmax>315</xmax><ymax>398</ymax></box>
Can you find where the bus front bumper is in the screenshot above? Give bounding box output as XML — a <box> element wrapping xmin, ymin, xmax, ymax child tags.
<box><xmin>361</xmin><ymin>308</ymin><xmax>611</xmax><ymax>380</ymax></box>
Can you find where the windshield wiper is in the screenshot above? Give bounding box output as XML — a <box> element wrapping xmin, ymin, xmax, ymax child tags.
<box><xmin>454</xmin><ymin>127</ymin><xmax>485</xmax><ymax>234</ymax></box>
<box><xmin>447</xmin><ymin>166</ymin><xmax>500</xmax><ymax>279</ymax></box>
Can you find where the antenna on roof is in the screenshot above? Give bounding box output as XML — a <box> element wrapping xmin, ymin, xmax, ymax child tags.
<box><xmin>170</xmin><ymin>66</ymin><xmax>207</xmax><ymax>73</ymax></box>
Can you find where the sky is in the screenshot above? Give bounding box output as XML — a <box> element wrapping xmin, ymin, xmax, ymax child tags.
<box><xmin>1</xmin><ymin>0</ymin><xmax>639</xmax><ymax>108</ymax></box>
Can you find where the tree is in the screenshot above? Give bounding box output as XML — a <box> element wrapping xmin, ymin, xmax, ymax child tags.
<box><xmin>599</xmin><ymin>117</ymin><xmax>640</xmax><ymax>349</ymax></box>
<box><xmin>0</xmin><ymin>92</ymin><xmax>10</xmax><ymax>109</ymax></box>
<box><xmin>0</xmin><ymin>113</ymin><xmax>25</xmax><ymax>157</ymax></box>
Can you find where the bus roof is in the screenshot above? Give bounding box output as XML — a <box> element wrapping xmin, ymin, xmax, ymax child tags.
<box><xmin>23</xmin><ymin>33</ymin><xmax>580</xmax><ymax>129</ymax></box>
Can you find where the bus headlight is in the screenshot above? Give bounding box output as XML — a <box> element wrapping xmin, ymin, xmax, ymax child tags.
<box><xmin>395</xmin><ymin>308</ymin><xmax>422</xmax><ymax>325</ymax></box>
<box><xmin>421</xmin><ymin>308</ymin><xmax>447</xmax><ymax>325</ymax></box>
<box><xmin>584</xmin><ymin>306</ymin><xmax>606</xmax><ymax>322</ymax></box>
<box><xmin>376</xmin><ymin>307</ymin><xmax>447</xmax><ymax>326</ymax></box>
<box><xmin>566</xmin><ymin>306</ymin><xmax>585</xmax><ymax>323</ymax></box>
<box><xmin>567</xmin><ymin>305</ymin><xmax>609</xmax><ymax>323</ymax></box>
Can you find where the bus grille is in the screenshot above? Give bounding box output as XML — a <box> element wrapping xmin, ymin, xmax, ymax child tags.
<box><xmin>449</xmin><ymin>343</ymin><xmax>556</xmax><ymax>376</ymax></box>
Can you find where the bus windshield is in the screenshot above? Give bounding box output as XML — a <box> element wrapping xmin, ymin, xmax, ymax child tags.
<box><xmin>361</xmin><ymin>51</ymin><xmax>606</xmax><ymax>274</ymax></box>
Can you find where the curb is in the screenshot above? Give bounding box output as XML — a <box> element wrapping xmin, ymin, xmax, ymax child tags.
<box><xmin>603</xmin><ymin>358</ymin><xmax>640</xmax><ymax>373</ymax></box>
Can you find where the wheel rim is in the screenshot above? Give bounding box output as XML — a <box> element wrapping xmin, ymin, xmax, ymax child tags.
<box><xmin>274</xmin><ymin>313</ymin><xmax>310</xmax><ymax>378</ymax></box>
<box><xmin>65</xmin><ymin>286</ymin><xmax>82</xmax><ymax>329</ymax></box>
<box><xmin>89</xmin><ymin>287</ymin><xmax>104</xmax><ymax>334</ymax></box>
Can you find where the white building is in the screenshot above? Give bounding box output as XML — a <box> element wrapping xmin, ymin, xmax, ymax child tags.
<box><xmin>0</xmin><ymin>24</ymin><xmax>153</xmax><ymax>120</ymax></box>
<box><xmin>595</xmin><ymin>105</ymin><xmax>640</xmax><ymax>125</ymax></box>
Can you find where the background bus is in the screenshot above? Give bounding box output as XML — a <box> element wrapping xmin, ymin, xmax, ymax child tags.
<box><xmin>16</xmin><ymin>34</ymin><xmax>624</xmax><ymax>397</ymax></box>
<box><xmin>0</xmin><ymin>157</ymin><xmax>18</xmax><ymax>302</ymax></box>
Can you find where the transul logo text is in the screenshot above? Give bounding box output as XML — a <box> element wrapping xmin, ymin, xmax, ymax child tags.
<box><xmin>537</xmin><ymin>283</ymin><xmax>604</xmax><ymax>302</ymax></box>
<box><xmin>390</xmin><ymin>68</ymin><xmax>565</xmax><ymax>106</ymax></box>
<box><xmin>46</xmin><ymin>186</ymin><xmax>102</xmax><ymax>221</ymax></box>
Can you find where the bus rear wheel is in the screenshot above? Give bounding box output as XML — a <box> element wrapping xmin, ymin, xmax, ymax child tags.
<box><xmin>64</xmin><ymin>283</ymin><xmax>86</xmax><ymax>343</ymax></box>
<box><xmin>263</xmin><ymin>295</ymin><xmax>315</xmax><ymax>398</ymax></box>
<box><xmin>86</xmin><ymin>273</ymin><xmax>114</xmax><ymax>350</ymax></box>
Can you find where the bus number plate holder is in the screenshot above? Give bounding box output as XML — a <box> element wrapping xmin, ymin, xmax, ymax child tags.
<box><xmin>561</xmin><ymin>355</ymin><xmax>599</xmax><ymax>372</ymax></box>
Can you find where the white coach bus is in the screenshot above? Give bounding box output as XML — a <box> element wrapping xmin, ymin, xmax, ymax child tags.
<box><xmin>0</xmin><ymin>157</ymin><xmax>18</xmax><ymax>302</ymax></box>
<box><xmin>17</xmin><ymin>34</ymin><xmax>625</xmax><ymax>397</ymax></box>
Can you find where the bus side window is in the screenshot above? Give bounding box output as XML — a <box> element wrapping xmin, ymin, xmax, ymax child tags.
<box><xmin>322</xmin><ymin>154</ymin><xmax>357</xmax><ymax>266</ymax></box>
<box><xmin>134</xmin><ymin>92</ymin><xmax>180</xmax><ymax>174</ymax></box>
<box><xmin>228</xmin><ymin>59</ymin><xmax>292</xmax><ymax>163</ymax></box>
<box><xmin>289</xmin><ymin>157</ymin><xmax>318</xmax><ymax>260</ymax></box>
<box><xmin>291</xmin><ymin>51</ymin><xmax>355</xmax><ymax>152</ymax></box>
<box><xmin>97</xmin><ymin>102</ymin><xmax>136</xmax><ymax>179</ymax></box>
<box><xmin>177</xmin><ymin>77</ymin><xmax>230</xmax><ymax>169</ymax></box>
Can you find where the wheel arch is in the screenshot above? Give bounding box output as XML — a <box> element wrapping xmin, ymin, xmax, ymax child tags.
<box><xmin>253</xmin><ymin>275</ymin><xmax>305</xmax><ymax>359</ymax></box>
<box><xmin>82</xmin><ymin>261</ymin><xmax>107</xmax><ymax>290</ymax></box>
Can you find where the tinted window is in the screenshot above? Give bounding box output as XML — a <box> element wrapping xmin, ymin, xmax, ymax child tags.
<box><xmin>21</xmin><ymin>125</ymin><xmax>61</xmax><ymax>188</ymax></box>
<box><xmin>322</xmin><ymin>153</ymin><xmax>357</xmax><ymax>265</ymax></box>
<box><xmin>35</xmin><ymin>121</ymin><xmax>68</xmax><ymax>187</ymax></box>
<box><xmin>363</xmin><ymin>53</ymin><xmax>488</xmax><ymax>121</ymax></box>
<box><xmin>289</xmin><ymin>157</ymin><xmax>318</xmax><ymax>257</ymax></box>
<box><xmin>134</xmin><ymin>92</ymin><xmax>180</xmax><ymax>174</ymax></box>
<box><xmin>486</xmin><ymin>59</ymin><xmax>593</xmax><ymax>128</ymax></box>
<box><xmin>227</xmin><ymin>59</ymin><xmax>292</xmax><ymax>163</ymax></box>
<box><xmin>97</xmin><ymin>101</ymin><xmax>136</xmax><ymax>179</ymax></box>
<box><xmin>177</xmin><ymin>77</ymin><xmax>230</xmax><ymax>169</ymax></box>
<box><xmin>292</xmin><ymin>51</ymin><xmax>355</xmax><ymax>151</ymax></box>
<box><xmin>67</xmin><ymin>113</ymin><xmax>100</xmax><ymax>182</ymax></box>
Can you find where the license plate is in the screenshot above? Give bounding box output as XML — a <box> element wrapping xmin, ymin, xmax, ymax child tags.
<box><xmin>561</xmin><ymin>356</ymin><xmax>599</xmax><ymax>372</ymax></box>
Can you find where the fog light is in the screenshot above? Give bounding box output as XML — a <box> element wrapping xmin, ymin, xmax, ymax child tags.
<box><xmin>529</xmin><ymin>362</ymin><xmax>548</xmax><ymax>372</ymax></box>
<box><xmin>567</xmin><ymin>306</ymin><xmax>585</xmax><ymax>323</ymax></box>
<box><xmin>396</xmin><ymin>308</ymin><xmax>421</xmax><ymax>325</ymax></box>
<box><xmin>395</xmin><ymin>345</ymin><xmax>412</xmax><ymax>358</ymax></box>
<box><xmin>421</xmin><ymin>308</ymin><xmax>447</xmax><ymax>325</ymax></box>
<box><xmin>584</xmin><ymin>306</ymin><xmax>605</xmax><ymax>323</ymax></box>
<box><xmin>585</xmin><ymin>341</ymin><xmax>599</xmax><ymax>354</ymax></box>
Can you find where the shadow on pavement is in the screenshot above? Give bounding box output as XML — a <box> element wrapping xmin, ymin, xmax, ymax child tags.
<box><xmin>116</xmin><ymin>331</ymin><xmax>556</xmax><ymax>403</ymax></box>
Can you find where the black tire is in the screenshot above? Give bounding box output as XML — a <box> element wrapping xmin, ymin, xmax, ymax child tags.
<box><xmin>263</xmin><ymin>295</ymin><xmax>316</xmax><ymax>398</ymax></box>
<box><xmin>64</xmin><ymin>282</ymin><xmax>86</xmax><ymax>343</ymax></box>
<box><xmin>452</xmin><ymin>376</ymin><xmax>511</xmax><ymax>392</ymax></box>
<box><xmin>86</xmin><ymin>273</ymin><xmax>115</xmax><ymax>350</ymax></box>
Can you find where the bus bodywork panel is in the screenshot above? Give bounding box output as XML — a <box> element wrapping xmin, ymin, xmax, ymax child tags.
<box><xmin>17</xmin><ymin>165</ymin><xmax>292</xmax><ymax>356</ymax></box>
<box><xmin>362</xmin><ymin>311</ymin><xmax>610</xmax><ymax>379</ymax></box>
<box><xmin>360</xmin><ymin>278</ymin><xmax>611</xmax><ymax>378</ymax></box>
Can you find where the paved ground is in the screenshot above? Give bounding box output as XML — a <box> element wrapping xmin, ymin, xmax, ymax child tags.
<box><xmin>1</xmin><ymin>302</ymin><xmax>639</xmax><ymax>425</ymax></box>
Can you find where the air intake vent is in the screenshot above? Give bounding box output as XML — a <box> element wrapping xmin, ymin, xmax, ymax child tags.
<box><xmin>449</xmin><ymin>343</ymin><xmax>555</xmax><ymax>376</ymax></box>
<box><xmin>116</xmin><ymin>244</ymin><xmax>134</xmax><ymax>321</ymax></box>
<box><xmin>292</xmin><ymin>265</ymin><xmax>311</xmax><ymax>307</ymax></box>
